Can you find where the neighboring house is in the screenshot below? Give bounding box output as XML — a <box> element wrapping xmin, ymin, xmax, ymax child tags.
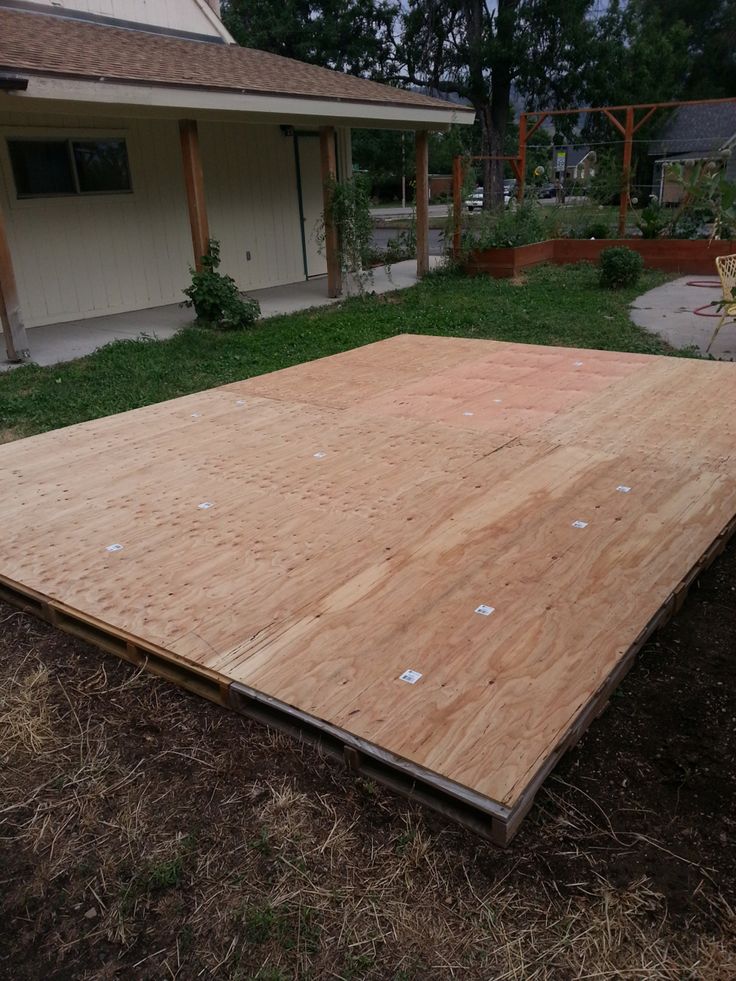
<box><xmin>0</xmin><ymin>1</ymin><xmax>471</xmax><ymax>361</ymax></box>
<box><xmin>429</xmin><ymin>174</ymin><xmax>452</xmax><ymax>199</ymax></box>
<box><xmin>649</xmin><ymin>103</ymin><xmax>736</xmax><ymax>204</ymax></box>
<box><xmin>551</xmin><ymin>146</ymin><xmax>596</xmax><ymax>185</ymax></box>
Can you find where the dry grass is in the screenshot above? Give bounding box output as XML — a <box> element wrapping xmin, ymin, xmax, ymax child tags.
<box><xmin>1</xmin><ymin>602</ymin><xmax>735</xmax><ymax>980</ymax></box>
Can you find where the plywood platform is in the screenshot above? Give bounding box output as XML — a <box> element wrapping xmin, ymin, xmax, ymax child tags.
<box><xmin>2</xmin><ymin>335</ymin><xmax>735</xmax><ymax>843</ymax></box>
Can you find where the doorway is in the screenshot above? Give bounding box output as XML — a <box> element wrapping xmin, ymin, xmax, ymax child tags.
<box><xmin>294</xmin><ymin>133</ymin><xmax>328</xmax><ymax>279</ymax></box>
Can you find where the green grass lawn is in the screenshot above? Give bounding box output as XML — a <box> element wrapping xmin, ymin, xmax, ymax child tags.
<box><xmin>0</xmin><ymin>263</ymin><xmax>674</xmax><ymax>439</ymax></box>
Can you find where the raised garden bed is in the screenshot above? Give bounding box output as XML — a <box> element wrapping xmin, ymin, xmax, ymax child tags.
<box><xmin>465</xmin><ymin>237</ymin><xmax>736</xmax><ymax>278</ymax></box>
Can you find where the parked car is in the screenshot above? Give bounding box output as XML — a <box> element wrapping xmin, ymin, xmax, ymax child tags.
<box><xmin>464</xmin><ymin>187</ymin><xmax>511</xmax><ymax>212</ymax></box>
<box><xmin>536</xmin><ymin>182</ymin><xmax>557</xmax><ymax>199</ymax></box>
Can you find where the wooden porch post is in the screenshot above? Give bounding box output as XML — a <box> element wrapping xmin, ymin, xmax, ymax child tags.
<box><xmin>452</xmin><ymin>154</ymin><xmax>463</xmax><ymax>258</ymax></box>
<box><xmin>179</xmin><ymin>119</ymin><xmax>210</xmax><ymax>270</ymax></box>
<box><xmin>319</xmin><ymin>126</ymin><xmax>341</xmax><ymax>298</ymax></box>
<box><xmin>415</xmin><ymin>130</ymin><xmax>429</xmax><ymax>278</ymax></box>
<box><xmin>0</xmin><ymin>199</ymin><xmax>29</xmax><ymax>363</ymax></box>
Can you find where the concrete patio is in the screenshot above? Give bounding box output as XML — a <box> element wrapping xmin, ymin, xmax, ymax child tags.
<box><xmin>1</xmin><ymin>258</ymin><xmax>440</xmax><ymax>371</ymax></box>
<box><xmin>630</xmin><ymin>275</ymin><xmax>735</xmax><ymax>359</ymax></box>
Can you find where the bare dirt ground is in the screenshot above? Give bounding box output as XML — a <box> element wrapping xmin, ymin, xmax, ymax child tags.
<box><xmin>1</xmin><ymin>539</ymin><xmax>735</xmax><ymax>980</ymax></box>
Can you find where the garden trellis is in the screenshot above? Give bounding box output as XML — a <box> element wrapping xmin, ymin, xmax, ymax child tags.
<box><xmin>452</xmin><ymin>95</ymin><xmax>736</xmax><ymax>257</ymax></box>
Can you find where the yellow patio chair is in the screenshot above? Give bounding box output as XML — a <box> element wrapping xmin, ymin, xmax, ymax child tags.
<box><xmin>707</xmin><ymin>253</ymin><xmax>736</xmax><ymax>352</ymax></box>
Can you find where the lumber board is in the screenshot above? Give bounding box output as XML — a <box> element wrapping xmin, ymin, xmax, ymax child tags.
<box><xmin>0</xmin><ymin>334</ymin><xmax>734</xmax><ymax>844</ymax></box>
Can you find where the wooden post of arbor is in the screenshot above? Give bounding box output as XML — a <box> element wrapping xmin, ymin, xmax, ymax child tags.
<box><xmin>179</xmin><ymin>119</ymin><xmax>210</xmax><ymax>271</ymax></box>
<box><xmin>319</xmin><ymin>125</ymin><xmax>341</xmax><ymax>298</ymax></box>
<box><xmin>415</xmin><ymin>130</ymin><xmax>429</xmax><ymax>277</ymax></box>
<box><xmin>618</xmin><ymin>106</ymin><xmax>635</xmax><ymax>237</ymax></box>
<box><xmin>516</xmin><ymin>113</ymin><xmax>527</xmax><ymax>201</ymax></box>
<box><xmin>452</xmin><ymin>154</ymin><xmax>463</xmax><ymax>258</ymax></box>
<box><xmin>0</xmin><ymin>199</ymin><xmax>29</xmax><ymax>363</ymax></box>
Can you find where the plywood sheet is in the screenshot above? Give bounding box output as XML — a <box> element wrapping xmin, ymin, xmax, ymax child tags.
<box><xmin>1</xmin><ymin>335</ymin><xmax>734</xmax><ymax>839</ymax></box>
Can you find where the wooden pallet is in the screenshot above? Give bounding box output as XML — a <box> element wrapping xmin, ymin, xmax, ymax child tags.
<box><xmin>1</xmin><ymin>335</ymin><xmax>734</xmax><ymax>844</ymax></box>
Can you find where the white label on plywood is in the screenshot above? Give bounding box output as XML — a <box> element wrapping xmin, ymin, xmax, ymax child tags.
<box><xmin>399</xmin><ymin>669</ymin><xmax>423</xmax><ymax>684</ymax></box>
<box><xmin>475</xmin><ymin>604</ymin><xmax>495</xmax><ymax>616</ymax></box>
<box><xmin>463</xmin><ymin>411</ymin><xmax>474</xmax><ymax>417</ymax></box>
<box><xmin>313</xmin><ymin>451</ymin><xmax>327</xmax><ymax>459</ymax></box>
<box><xmin>616</xmin><ymin>485</ymin><xmax>632</xmax><ymax>493</ymax></box>
<box><xmin>197</xmin><ymin>502</ymin><xmax>214</xmax><ymax>510</ymax></box>
<box><xmin>191</xmin><ymin>413</ymin><xmax>202</xmax><ymax>419</ymax></box>
<box><xmin>105</xmin><ymin>543</ymin><xmax>123</xmax><ymax>552</ymax></box>
<box><xmin>571</xmin><ymin>520</ymin><xmax>588</xmax><ymax>529</ymax></box>
<box><xmin>574</xmin><ymin>361</ymin><xmax>584</xmax><ymax>367</ymax></box>
<box><xmin>235</xmin><ymin>400</ymin><xmax>246</xmax><ymax>406</ymax></box>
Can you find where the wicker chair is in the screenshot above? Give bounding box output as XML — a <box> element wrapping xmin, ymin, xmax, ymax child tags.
<box><xmin>707</xmin><ymin>253</ymin><xmax>736</xmax><ymax>352</ymax></box>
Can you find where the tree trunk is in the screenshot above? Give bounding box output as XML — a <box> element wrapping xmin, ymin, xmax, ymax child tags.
<box><xmin>472</xmin><ymin>0</ymin><xmax>514</xmax><ymax>210</ymax></box>
<box><xmin>487</xmin><ymin>0</ymin><xmax>514</xmax><ymax>207</ymax></box>
<box><xmin>479</xmin><ymin>104</ymin><xmax>493</xmax><ymax>208</ymax></box>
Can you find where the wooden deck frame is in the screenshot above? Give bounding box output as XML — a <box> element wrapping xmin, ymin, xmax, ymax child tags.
<box><xmin>2</xmin><ymin>507</ymin><xmax>733</xmax><ymax>845</ymax></box>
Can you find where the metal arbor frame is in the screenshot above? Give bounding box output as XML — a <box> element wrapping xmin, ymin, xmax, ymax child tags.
<box><xmin>452</xmin><ymin>96</ymin><xmax>736</xmax><ymax>257</ymax></box>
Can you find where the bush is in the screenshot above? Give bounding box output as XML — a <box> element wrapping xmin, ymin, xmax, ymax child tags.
<box><xmin>585</xmin><ymin>221</ymin><xmax>611</xmax><ymax>240</ymax></box>
<box><xmin>384</xmin><ymin>223</ymin><xmax>416</xmax><ymax>265</ymax></box>
<box><xmin>320</xmin><ymin>175</ymin><xmax>375</xmax><ymax>291</ymax></box>
<box><xmin>183</xmin><ymin>240</ymin><xmax>260</xmax><ymax>329</ymax></box>
<box><xmin>636</xmin><ymin>198</ymin><xmax>668</xmax><ymax>239</ymax></box>
<box><xmin>464</xmin><ymin>199</ymin><xmax>546</xmax><ymax>250</ymax></box>
<box><xmin>599</xmin><ymin>247</ymin><xmax>643</xmax><ymax>289</ymax></box>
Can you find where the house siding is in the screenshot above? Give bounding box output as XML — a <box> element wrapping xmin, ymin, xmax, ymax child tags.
<box><xmin>17</xmin><ymin>0</ymin><xmax>226</xmax><ymax>38</ymax></box>
<box><xmin>199</xmin><ymin>121</ymin><xmax>308</xmax><ymax>290</ymax></box>
<box><xmin>0</xmin><ymin>112</ymin><xmax>320</xmax><ymax>327</ymax></box>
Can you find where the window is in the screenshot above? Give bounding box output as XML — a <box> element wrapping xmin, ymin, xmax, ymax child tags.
<box><xmin>7</xmin><ymin>137</ymin><xmax>132</xmax><ymax>198</ymax></box>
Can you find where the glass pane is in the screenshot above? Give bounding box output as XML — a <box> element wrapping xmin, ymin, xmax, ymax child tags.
<box><xmin>72</xmin><ymin>139</ymin><xmax>131</xmax><ymax>193</ymax></box>
<box><xmin>7</xmin><ymin>140</ymin><xmax>76</xmax><ymax>196</ymax></box>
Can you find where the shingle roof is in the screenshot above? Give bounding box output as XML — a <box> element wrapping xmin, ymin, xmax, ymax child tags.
<box><xmin>648</xmin><ymin>103</ymin><xmax>736</xmax><ymax>157</ymax></box>
<box><xmin>0</xmin><ymin>7</ymin><xmax>466</xmax><ymax>113</ymax></box>
<box><xmin>561</xmin><ymin>146</ymin><xmax>592</xmax><ymax>168</ymax></box>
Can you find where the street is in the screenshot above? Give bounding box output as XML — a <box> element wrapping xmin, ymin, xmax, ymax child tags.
<box><xmin>371</xmin><ymin>226</ymin><xmax>445</xmax><ymax>256</ymax></box>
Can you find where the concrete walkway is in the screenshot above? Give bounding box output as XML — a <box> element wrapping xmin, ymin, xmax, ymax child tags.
<box><xmin>1</xmin><ymin>258</ymin><xmax>440</xmax><ymax>371</ymax></box>
<box><xmin>630</xmin><ymin>275</ymin><xmax>735</xmax><ymax>360</ymax></box>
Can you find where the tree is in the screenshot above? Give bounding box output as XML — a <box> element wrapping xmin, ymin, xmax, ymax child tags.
<box><xmin>642</xmin><ymin>0</ymin><xmax>736</xmax><ymax>99</ymax></box>
<box><xmin>396</xmin><ymin>1</ymin><xmax>595</xmax><ymax>205</ymax></box>
<box><xmin>221</xmin><ymin>0</ymin><xmax>399</xmax><ymax>78</ymax></box>
<box><xmin>581</xmin><ymin>1</ymin><xmax>689</xmax><ymax>202</ymax></box>
<box><xmin>583</xmin><ymin>1</ymin><xmax>690</xmax><ymax>130</ymax></box>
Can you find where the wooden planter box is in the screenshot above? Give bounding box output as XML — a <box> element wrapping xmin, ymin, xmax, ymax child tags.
<box><xmin>465</xmin><ymin>238</ymin><xmax>736</xmax><ymax>278</ymax></box>
<box><xmin>465</xmin><ymin>240</ymin><xmax>553</xmax><ymax>278</ymax></box>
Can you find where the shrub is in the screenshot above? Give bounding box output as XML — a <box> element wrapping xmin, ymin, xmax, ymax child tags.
<box><xmin>636</xmin><ymin>198</ymin><xmax>668</xmax><ymax>239</ymax></box>
<box><xmin>585</xmin><ymin>221</ymin><xmax>611</xmax><ymax>240</ymax></box>
<box><xmin>599</xmin><ymin>247</ymin><xmax>643</xmax><ymax>289</ymax></box>
<box><xmin>384</xmin><ymin>222</ymin><xmax>416</xmax><ymax>265</ymax></box>
<box><xmin>183</xmin><ymin>240</ymin><xmax>260</xmax><ymax>329</ymax></box>
<box><xmin>319</xmin><ymin>175</ymin><xmax>375</xmax><ymax>292</ymax></box>
<box><xmin>464</xmin><ymin>199</ymin><xmax>546</xmax><ymax>250</ymax></box>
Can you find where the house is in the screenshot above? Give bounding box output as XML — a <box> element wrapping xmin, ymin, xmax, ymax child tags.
<box><xmin>551</xmin><ymin>146</ymin><xmax>596</xmax><ymax>186</ymax></box>
<box><xmin>649</xmin><ymin>103</ymin><xmax>736</xmax><ymax>204</ymax></box>
<box><xmin>0</xmin><ymin>1</ymin><xmax>471</xmax><ymax>361</ymax></box>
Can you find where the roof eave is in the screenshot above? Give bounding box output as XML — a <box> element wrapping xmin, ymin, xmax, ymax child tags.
<box><xmin>0</xmin><ymin>69</ymin><xmax>474</xmax><ymax>128</ymax></box>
